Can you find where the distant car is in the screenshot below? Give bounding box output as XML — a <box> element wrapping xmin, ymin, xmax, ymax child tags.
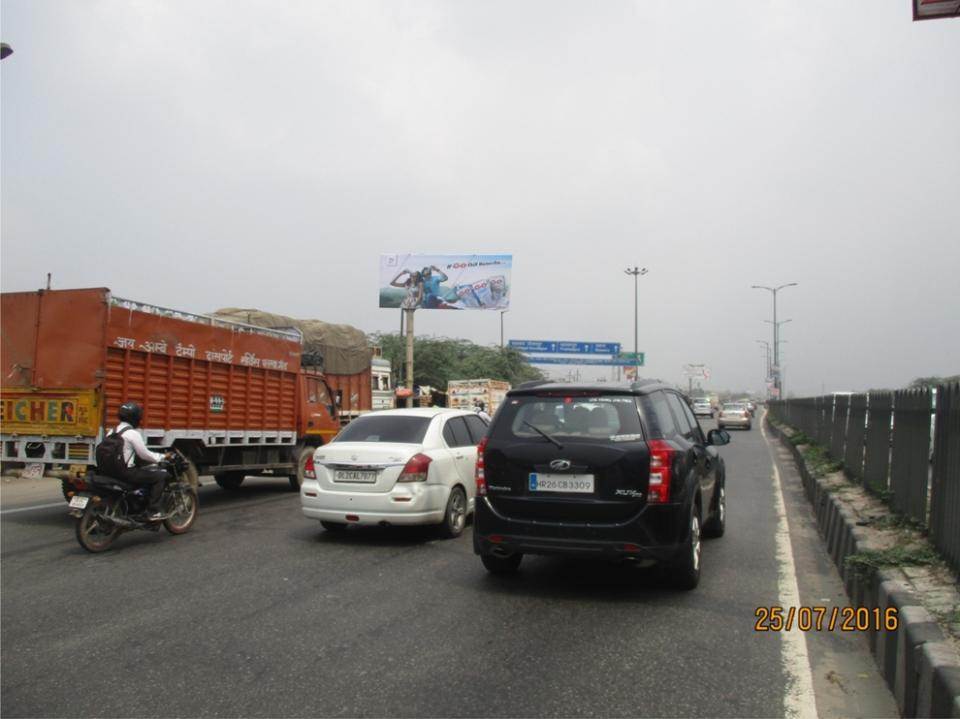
<box><xmin>735</xmin><ymin>399</ymin><xmax>756</xmax><ymax>416</ymax></box>
<box><xmin>718</xmin><ymin>403</ymin><xmax>752</xmax><ymax>430</ymax></box>
<box><xmin>300</xmin><ymin>408</ymin><xmax>488</xmax><ymax>537</ymax></box>
<box><xmin>692</xmin><ymin>398</ymin><xmax>714</xmax><ymax>418</ymax></box>
<box><xmin>473</xmin><ymin>381</ymin><xmax>731</xmax><ymax>590</ymax></box>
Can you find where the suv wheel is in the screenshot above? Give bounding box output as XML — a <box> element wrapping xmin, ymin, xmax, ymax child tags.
<box><xmin>704</xmin><ymin>485</ymin><xmax>725</xmax><ymax>538</ymax></box>
<box><xmin>671</xmin><ymin>509</ymin><xmax>702</xmax><ymax>590</ymax></box>
<box><xmin>481</xmin><ymin>552</ymin><xmax>523</xmax><ymax>575</ymax></box>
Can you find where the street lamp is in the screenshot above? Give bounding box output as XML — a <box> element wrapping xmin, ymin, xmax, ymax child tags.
<box><xmin>764</xmin><ymin>318</ymin><xmax>792</xmax><ymax>375</ymax></box>
<box><xmin>755</xmin><ymin>340</ymin><xmax>771</xmax><ymax>379</ymax></box>
<box><xmin>624</xmin><ymin>267</ymin><xmax>648</xmax><ymax>379</ymax></box>
<box><xmin>751</xmin><ymin>283</ymin><xmax>797</xmax><ymax>397</ymax></box>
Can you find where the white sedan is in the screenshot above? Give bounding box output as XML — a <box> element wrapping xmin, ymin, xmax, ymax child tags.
<box><xmin>300</xmin><ymin>407</ymin><xmax>488</xmax><ymax>537</ymax></box>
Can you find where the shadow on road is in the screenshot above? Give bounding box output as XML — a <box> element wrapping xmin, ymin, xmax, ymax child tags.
<box><xmin>292</xmin><ymin>522</ymin><xmax>443</xmax><ymax>548</ymax></box>
<box><xmin>470</xmin><ymin>555</ymin><xmax>680</xmax><ymax>603</ymax></box>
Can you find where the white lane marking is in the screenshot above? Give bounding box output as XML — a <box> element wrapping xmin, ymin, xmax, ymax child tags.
<box><xmin>0</xmin><ymin>502</ymin><xmax>65</xmax><ymax>515</ymax></box>
<box><xmin>761</xmin><ymin>415</ymin><xmax>818</xmax><ymax>719</ymax></box>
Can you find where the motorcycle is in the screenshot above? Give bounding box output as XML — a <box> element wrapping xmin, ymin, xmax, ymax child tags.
<box><xmin>68</xmin><ymin>451</ymin><xmax>198</xmax><ymax>552</ymax></box>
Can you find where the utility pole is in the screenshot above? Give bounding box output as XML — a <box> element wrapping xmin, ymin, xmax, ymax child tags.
<box><xmin>404</xmin><ymin>308</ymin><xmax>415</xmax><ymax>408</ymax></box>
<box><xmin>624</xmin><ymin>266</ymin><xmax>648</xmax><ymax>380</ymax></box>
<box><xmin>751</xmin><ymin>283</ymin><xmax>797</xmax><ymax>399</ymax></box>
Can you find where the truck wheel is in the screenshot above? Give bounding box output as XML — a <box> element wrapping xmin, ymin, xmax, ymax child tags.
<box><xmin>290</xmin><ymin>446</ymin><xmax>316</xmax><ymax>491</ymax></box>
<box><xmin>215</xmin><ymin>472</ymin><xmax>245</xmax><ymax>490</ymax></box>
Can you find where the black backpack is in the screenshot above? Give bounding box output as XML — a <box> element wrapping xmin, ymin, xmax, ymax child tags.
<box><xmin>95</xmin><ymin>427</ymin><xmax>131</xmax><ymax>479</ymax></box>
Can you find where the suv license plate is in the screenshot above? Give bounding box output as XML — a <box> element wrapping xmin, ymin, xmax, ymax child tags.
<box><xmin>68</xmin><ymin>495</ymin><xmax>89</xmax><ymax>509</ymax></box>
<box><xmin>334</xmin><ymin>470</ymin><xmax>378</xmax><ymax>483</ymax></box>
<box><xmin>529</xmin><ymin>473</ymin><xmax>594</xmax><ymax>493</ymax></box>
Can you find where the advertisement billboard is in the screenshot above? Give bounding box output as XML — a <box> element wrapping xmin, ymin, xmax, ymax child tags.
<box><xmin>379</xmin><ymin>254</ymin><xmax>512</xmax><ymax>310</ymax></box>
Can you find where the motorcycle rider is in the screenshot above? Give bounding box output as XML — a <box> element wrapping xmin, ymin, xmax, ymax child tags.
<box><xmin>112</xmin><ymin>402</ymin><xmax>169</xmax><ymax>520</ymax></box>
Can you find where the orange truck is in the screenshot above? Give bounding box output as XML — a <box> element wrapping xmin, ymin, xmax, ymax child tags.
<box><xmin>1</xmin><ymin>288</ymin><xmax>343</xmax><ymax>493</ymax></box>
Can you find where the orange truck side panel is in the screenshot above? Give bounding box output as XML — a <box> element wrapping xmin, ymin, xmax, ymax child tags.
<box><xmin>2</xmin><ymin>289</ymin><xmax>303</xmax><ymax>436</ymax></box>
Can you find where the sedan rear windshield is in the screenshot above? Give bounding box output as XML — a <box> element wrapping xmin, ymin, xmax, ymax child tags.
<box><xmin>723</xmin><ymin>404</ymin><xmax>745</xmax><ymax>411</ymax></box>
<box><xmin>334</xmin><ymin>415</ymin><xmax>431</xmax><ymax>444</ymax></box>
<box><xmin>491</xmin><ymin>394</ymin><xmax>644</xmax><ymax>443</ymax></box>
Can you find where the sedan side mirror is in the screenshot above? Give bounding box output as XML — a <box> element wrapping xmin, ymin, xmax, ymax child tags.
<box><xmin>707</xmin><ymin>428</ymin><xmax>731</xmax><ymax>446</ymax></box>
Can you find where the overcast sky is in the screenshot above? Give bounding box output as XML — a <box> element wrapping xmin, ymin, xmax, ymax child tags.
<box><xmin>2</xmin><ymin>1</ymin><xmax>958</xmax><ymax>395</ymax></box>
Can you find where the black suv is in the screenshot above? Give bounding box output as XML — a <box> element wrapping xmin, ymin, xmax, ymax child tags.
<box><xmin>473</xmin><ymin>380</ymin><xmax>730</xmax><ymax>589</ymax></box>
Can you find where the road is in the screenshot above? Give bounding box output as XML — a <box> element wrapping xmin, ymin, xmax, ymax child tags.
<box><xmin>1</xmin><ymin>416</ymin><xmax>896</xmax><ymax>718</ymax></box>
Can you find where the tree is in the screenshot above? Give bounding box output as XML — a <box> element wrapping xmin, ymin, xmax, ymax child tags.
<box><xmin>370</xmin><ymin>333</ymin><xmax>544</xmax><ymax>390</ymax></box>
<box><xmin>909</xmin><ymin>375</ymin><xmax>960</xmax><ymax>389</ymax></box>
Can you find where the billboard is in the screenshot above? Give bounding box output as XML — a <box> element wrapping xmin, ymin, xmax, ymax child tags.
<box><xmin>913</xmin><ymin>0</ymin><xmax>960</xmax><ymax>20</ymax></box>
<box><xmin>379</xmin><ymin>254</ymin><xmax>512</xmax><ymax>310</ymax></box>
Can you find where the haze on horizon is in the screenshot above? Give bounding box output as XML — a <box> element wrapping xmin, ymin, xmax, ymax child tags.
<box><xmin>2</xmin><ymin>1</ymin><xmax>958</xmax><ymax>396</ymax></box>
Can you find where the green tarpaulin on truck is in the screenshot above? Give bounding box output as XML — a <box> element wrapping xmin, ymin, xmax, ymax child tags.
<box><xmin>211</xmin><ymin>308</ymin><xmax>372</xmax><ymax>375</ymax></box>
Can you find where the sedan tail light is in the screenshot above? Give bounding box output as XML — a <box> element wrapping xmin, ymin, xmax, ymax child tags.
<box><xmin>475</xmin><ymin>437</ymin><xmax>488</xmax><ymax>496</ymax></box>
<box><xmin>397</xmin><ymin>453</ymin><xmax>432</xmax><ymax>482</ymax></box>
<box><xmin>647</xmin><ymin>439</ymin><xmax>675</xmax><ymax>504</ymax></box>
<box><xmin>303</xmin><ymin>453</ymin><xmax>316</xmax><ymax>479</ymax></box>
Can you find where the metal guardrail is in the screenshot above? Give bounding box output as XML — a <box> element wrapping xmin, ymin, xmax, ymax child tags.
<box><xmin>769</xmin><ymin>382</ymin><xmax>960</xmax><ymax>575</ymax></box>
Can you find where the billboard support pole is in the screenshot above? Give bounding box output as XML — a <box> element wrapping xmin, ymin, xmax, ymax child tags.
<box><xmin>405</xmin><ymin>308</ymin><xmax>415</xmax><ymax>408</ymax></box>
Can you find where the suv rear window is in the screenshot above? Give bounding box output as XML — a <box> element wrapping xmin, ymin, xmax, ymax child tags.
<box><xmin>334</xmin><ymin>415</ymin><xmax>431</xmax><ymax>444</ymax></box>
<box><xmin>490</xmin><ymin>394</ymin><xmax>644</xmax><ymax>442</ymax></box>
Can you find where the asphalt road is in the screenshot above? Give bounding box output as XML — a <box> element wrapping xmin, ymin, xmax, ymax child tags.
<box><xmin>1</xmin><ymin>416</ymin><xmax>896</xmax><ymax>718</ymax></box>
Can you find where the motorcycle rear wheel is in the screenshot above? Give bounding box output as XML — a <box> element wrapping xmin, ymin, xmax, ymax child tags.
<box><xmin>164</xmin><ymin>488</ymin><xmax>198</xmax><ymax>535</ymax></box>
<box><xmin>76</xmin><ymin>506</ymin><xmax>120</xmax><ymax>553</ymax></box>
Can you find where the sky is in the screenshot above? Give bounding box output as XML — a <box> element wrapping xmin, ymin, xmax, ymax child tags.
<box><xmin>2</xmin><ymin>0</ymin><xmax>958</xmax><ymax>396</ymax></box>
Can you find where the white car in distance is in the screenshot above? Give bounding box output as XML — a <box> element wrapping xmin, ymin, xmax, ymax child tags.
<box><xmin>300</xmin><ymin>408</ymin><xmax>488</xmax><ymax>537</ymax></box>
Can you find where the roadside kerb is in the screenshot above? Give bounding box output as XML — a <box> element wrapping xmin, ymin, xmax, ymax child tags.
<box><xmin>766</xmin><ymin>414</ymin><xmax>960</xmax><ymax>718</ymax></box>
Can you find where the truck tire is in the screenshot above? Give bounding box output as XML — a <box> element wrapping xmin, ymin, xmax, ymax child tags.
<box><xmin>215</xmin><ymin>472</ymin><xmax>245</xmax><ymax>490</ymax></box>
<box><xmin>289</xmin><ymin>445</ymin><xmax>316</xmax><ymax>492</ymax></box>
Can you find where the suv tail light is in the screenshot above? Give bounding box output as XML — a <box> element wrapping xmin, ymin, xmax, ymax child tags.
<box><xmin>475</xmin><ymin>437</ymin><xmax>488</xmax><ymax>496</ymax></box>
<box><xmin>647</xmin><ymin>439</ymin><xmax>675</xmax><ymax>504</ymax></box>
<box><xmin>397</xmin><ymin>453</ymin><xmax>432</xmax><ymax>482</ymax></box>
<box><xmin>304</xmin><ymin>453</ymin><xmax>316</xmax><ymax>480</ymax></box>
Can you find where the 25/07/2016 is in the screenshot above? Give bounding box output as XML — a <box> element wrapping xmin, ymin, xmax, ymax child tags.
<box><xmin>754</xmin><ymin>606</ymin><xmax>899</xmax><ymax>632</ymax></box>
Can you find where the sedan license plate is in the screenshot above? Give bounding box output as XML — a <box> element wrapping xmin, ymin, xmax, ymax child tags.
<box><xmin>68</xmin><ymin>495</ymin><xmax>89</xmax><ymax>509</ymax></box>
<box><xmin>334</xmin><ymin>470</ymin><xmax>378</xmax><ymax>483</ymax></box>
<box><xmin>529</xmin><ymin>473</ymin><xmax>594</xmax><ymax>493</ymax></box>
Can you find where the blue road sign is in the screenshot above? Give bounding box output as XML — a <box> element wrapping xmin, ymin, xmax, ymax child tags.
<box><xmin>508</xmin><ymin>340</ymin><xmax>622</xmax><ymax>355</ymax></box>
<box><xmin>524</xmin><ymin>355</ymin><xmax>645</xmax><ymax>367</ymax></box>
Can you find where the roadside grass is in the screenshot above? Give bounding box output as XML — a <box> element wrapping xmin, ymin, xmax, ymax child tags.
<box><xmin>845</xmin><ymin>544</ymin><xmax>941</xmax><ymax>580</ymax></box>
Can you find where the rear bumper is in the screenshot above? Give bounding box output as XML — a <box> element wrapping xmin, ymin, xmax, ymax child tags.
<box><xmin>718</xmin><ymin>417</ymin><xmax>751</xmax><ymax>427</ymax></box>
<box><xmin>300</xmin><ymin>480</ymin><xmax>449</xmax><ymax>526</ymax></box>
<box><xmin>473</xmin><ymin>497</ymin><xmax>688</xmax><ymax>562</ymax></box>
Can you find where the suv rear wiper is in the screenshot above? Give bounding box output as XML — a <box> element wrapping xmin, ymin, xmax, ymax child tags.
<box><xmin>522</xmin><ymin>421</ymin><xmax>564</xmax><ymax>450</ymax></box>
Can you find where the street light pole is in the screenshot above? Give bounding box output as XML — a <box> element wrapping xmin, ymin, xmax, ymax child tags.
<box><xmin>624</xmin><ymin>266</ymin><xmax>648</xmax><ymax>379</ymax></box>
<box><xmin>751</xmin><ymin>283</ymin><xmax>797</xmax><ymax>398</ymax></box>
<box><xmin>755</xmin><ymin>340</ymin><xmax>771</xmax><ymax>380</ymax></box>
